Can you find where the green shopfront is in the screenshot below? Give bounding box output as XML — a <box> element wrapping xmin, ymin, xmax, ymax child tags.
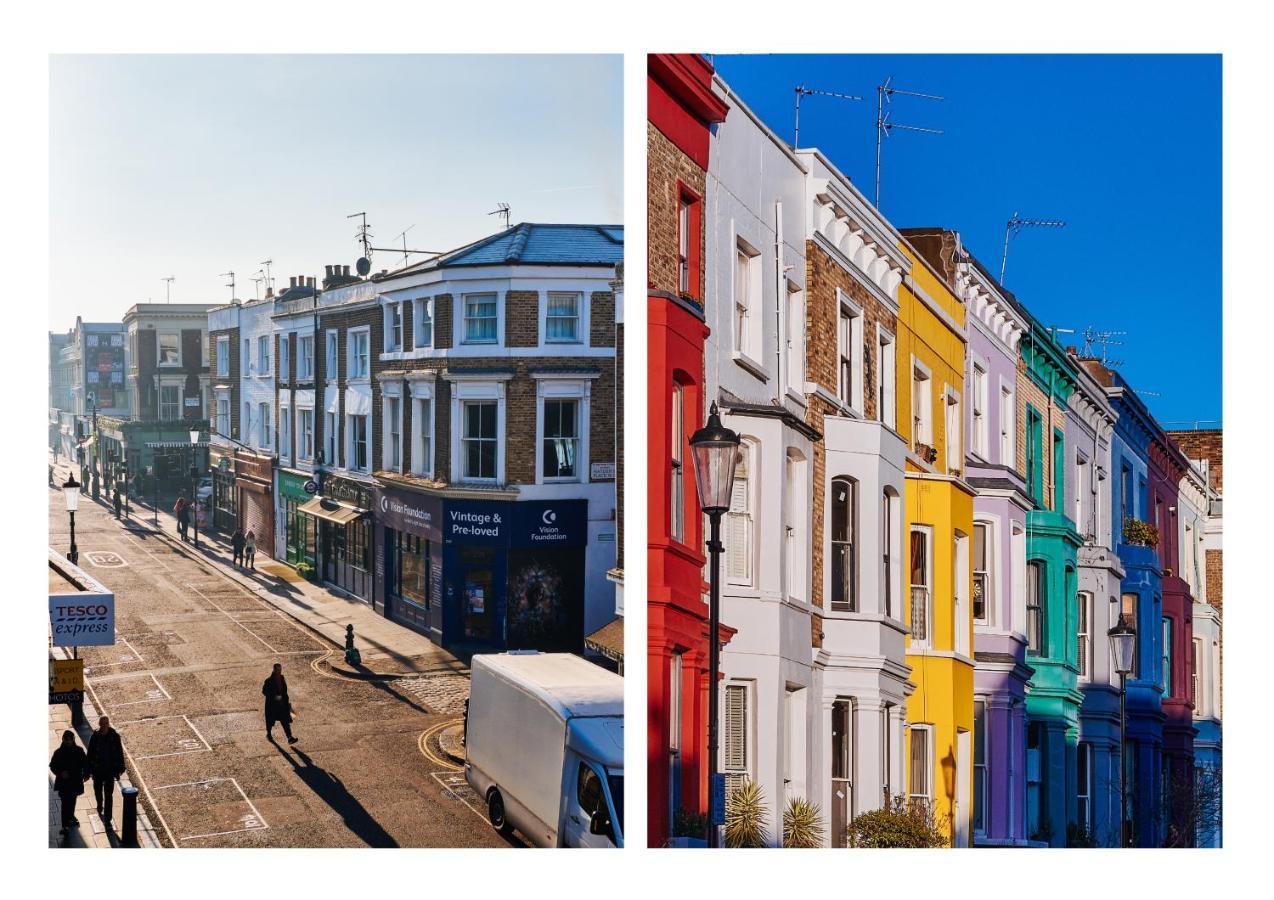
<box><xmin>279</xmin><ymin>470</ymin><xmax>316</xmax><ymax>568</ymax></box>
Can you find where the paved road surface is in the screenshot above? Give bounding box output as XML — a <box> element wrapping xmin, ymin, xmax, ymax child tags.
<box><xmin>49</xmin><ymin>485</ymin><xmax>522</xmax><ymax>848</ymax></box>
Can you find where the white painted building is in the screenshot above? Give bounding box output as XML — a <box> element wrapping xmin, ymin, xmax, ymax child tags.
<box><xmin>705</xmin><ymin>75</ymin><xmax>815</xmax><ymax>842</ymax></box>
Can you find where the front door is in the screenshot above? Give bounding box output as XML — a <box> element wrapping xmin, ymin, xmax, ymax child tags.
<box><xmin>461</xmin><ymin>555</ymin><xmax>494</xmax><ymax>643</ymax></box>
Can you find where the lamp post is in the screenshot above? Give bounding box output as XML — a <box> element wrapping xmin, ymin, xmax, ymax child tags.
<box><xmin>190</xmin><ymin>428</ymin><xmax>201</xmax><ymax>548</ymax></box>
<box><xmin>62</xmin><ymin>474</ymin><xmax>80</xmax><ymax>565</ymax></box>
<box><xmin>688</xmin><ymin>402</ymin><xmax>740</xmax><ymax>849</ymax></box>
<box><xmin>1108</xmin><ymin>614</ymin><xmax>1137</xmax><ymax>848</ymax></box>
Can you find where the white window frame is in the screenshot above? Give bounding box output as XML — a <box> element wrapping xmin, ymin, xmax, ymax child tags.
<box><xmin>910</xmin><ymin>525</ymin><xmax>933</xmax><ymax>649</ymax></box>
<box><xmin>298</xmin><ymin>334</ymin><xmax>314</xmax><ymax>381</ymax></box>
<box><xmin>279</xmin><ymin>333</ymin><xmax>291</xmax><ymax>381</ymax></box>
<box><xmin>215</xmin><ymin>393</ymin><xmax>230</xmax><ymax>438</ymax></box>
<box><xmin>837</xmin><ymin>290</ymin><xmax>865</xmax><ymax>414</ymax></box>
<box><xmin>734</xmin><ymin>236</ymin><xmax>761</xmax><ymax>361</ymax></box>
<box><xmin>348</xmin><ymin>327</ymin><xmax>371</xmax><ymax>381</ymax></box>
<box><xmin>160</xmin><ymin>384</ymin><xmax>181</xmax><ymax>421</ymax></box>
<box><xmin>324</xmin><ymin>409</ymin><xmax>339</xmax><ymax>468</ymax></box>
<box><xmin>408</xmin><ymin>380</ymin><xmax>435</xmax><ymax>478</ymax></box>
<box><xmin>216</xmin><ymin>336</ymin><xmax>229</xmax><ymax>377</ymax></box>
<box><xmin>1077</xmin><ymin>590</ymin><xmax>1092</xmax><ymax>681</ymax></box>
<box><xmin>725</xmin><ymin>439</ymin><xmax>755</xmax><ymax>586</ymax></box>
<box><xmin>973</xmin><ymin>519</ymin><xmax>993</xmax><ymax>627</ymax></box>
<box><xmin>908</xmin><ymin>724</ymin><xmax>934</xmax><ymax>803</ymax></box>
<box><xmin>158</xmin><ymin>333</ymin><xmax>182</xmax><ymax>368</ymax></box>
<box><xmin>384</xmin><ymin>301</ymin><xmax>404</xmax><ymax>352</ymax></box>
<box><xmin>677</xmin><ymin>198</ymin><xmax>691</xmax><ymax>294</ymax></box>
<box><xmin>325</xmin><ymin>330</ymin><xmax>339</xmax><ymax>381</ymax></box>
<box><xmin>279</xmin><ymin>401</ymin><xmax>292</xmax><ymax>464</ymax></box>
<box><xmin>257</xmin><ymin>335</ymin><xmax>271</xmax><ymax>377</ymax></box>
<box><xmin>535</xmin><ymin>377</ymin><xmax>592</xmax><ymax>484</ymax></box>
<box><xmin>414</xmin><ymin>298</ymin><xmax>434</xmax><ymax>349</ymax></box>
<box><xmin>785</xmin><ymin>285</ymin><xmax>805</xmax><ymax>396</ymax></box>
<box><xmin>448</xmin><ymin>378</ymin><xmax>508</xmax><ymax>485</ymax></box>
<box><xmin>543</xmin><ymin>292</ymin><xmax>585</xmax><ymax>345</ymax></box>
<box><xmin>722</xmin><ymin>680</ymin><xmax>754</xmax><ymax>794</ymax></box>
<box><xmin>382</xmin><ymin>387</ymin><xmax>403</xmax><ymax>472</ymax></box>
<box><xmin>784</xmin><ymin>449</ymin><xmax>808</xmax><ymax>603</ymax></box>
<box><xmin>912</xmin><ymin>358</ymin><xmax>933</xmax><ymax>449</ymax></box>
<box><xmin>954</xmin><ymin>529</ymin><xmax>970</xmax><ymax>656</ymax></box>
<box><xmin>971</xmin><ymin>361</ymin><xmax>988</xmax><ymax>459</ymax></box>
<box><xmin>461</xmin><ymin>292</ymin><xmax>501</xmax><ymax>346</ymax></box>
<box><xmin>945</xmin><ymin>386</ymin><xmax>961</xmax><ymax>473</ymax></box>
<box><xmin>298</xmin><ymin>407</ymin><xmax>314</xmax><ymax>462</ymax></box>
<box><xmin>830</xmin><ymin>475</ymin><xmax>858</xmax><ymax>613</ymax></box>
<box><xmin>258</xmin><ymin>401</ymin><xmax>271</xmax><ymax>448</ymax></box>
<box><xmin>347</xmin><ymin>412</ymin><xmax>370</xmax><ymax>473</ymax></box>
<box><xmin>1075</xmin><ymin>451</ymin><xmax>1090</xmax><ymax>538</ymax></box>
<box><xmin>1000</xmin><ymin>382</ymin><xmax>1015</xmax><ymax>468</ymax></box>
<box><xmin>877</xmin><ymin>326</ymin><xmax>897</xmax><ymax>428</ymax></box>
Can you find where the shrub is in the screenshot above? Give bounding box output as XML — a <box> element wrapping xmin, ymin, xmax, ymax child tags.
<box><xmin>845</xmin><ymin>795</ymin><xmax>949</xmax><ymax>848</ymax></box>
<box><xmin>1122</xmin><ymin>517</ymin><xmax>1160</xmax><ymax>548</ymax></box>
<box><xmin>725</xmin><ymin>779</ymin><xmax>770</xmax><ymax>848</ymax></box>
<box><xmin>672</xmin><ymin>807</ymin><xmax>709</xmax><ymax>841</ymax></box>
<box><xmin>295</xmin><ymin>561</ymin><xmax>315</xmax><ymax>580</ymax></box>
<box><xmin>783</xmin><ymin>796</ymin><xmax>826</xmax><ymax>848</ymax></box>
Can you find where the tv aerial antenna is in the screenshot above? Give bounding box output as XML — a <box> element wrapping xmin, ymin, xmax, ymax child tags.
<box><xmin>792</xmin><ymin>85</ymin><xmax>863</xmax><ymax>151</ymax></box>
<box><xmin>1081</xmin><ymin>326</ymin><xmax>1127</xmax><ymax>367</ymax></box>
<box><xmin>161</xmin><ymin>276</ymin><xmax>175</xmax><ymax>303</ymax></box>
<box><xmin>369</xmin><ymin>225</ymin><xmax>443</xmax><ymax>268</ymax></box>
<box><xmin>999</xmin><ymin>212</ymin><xmax>1066</xmax><ymax>286</ymax></box>
<box><xmin>251</xmin><ymin>273</ymin><xmax>264</xmax><ymax>301</ymax></box>
<box><xmin>348</xmin><ymin>211</ymin><xmax>374</xmax><ymax>276</ymax></box>
<box><xmin>875</xmin><ymin>76</ymin><xmax>944</xmax><ymax>209</ymax></box>
<box><xmin>259</xmin><ymin>259</ymin><xmax>274</xmax><ymax>292</ymax></box>
<box><xmin>489</xmin><ymin>203</ymin><xmax>511</xmax><ymax>231</ymax></box>
<box><xmin>219</xmin><ymin>270</ymin><xmax>235</xmax><ymax>302</ymax></box>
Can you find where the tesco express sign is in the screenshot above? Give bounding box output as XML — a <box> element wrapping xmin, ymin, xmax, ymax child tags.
<box><xmin>49</xmin><ymin>596</ymin><xmax>115</xmax><ymax>647</ymax></box>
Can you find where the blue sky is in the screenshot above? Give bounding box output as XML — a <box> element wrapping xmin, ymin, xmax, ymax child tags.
<box><xmin>711</xmin><ymin>54</ymin><xmax>1221</xmax><ymax>426</ymax></box>
<box><xmin>50</xmin><ymin>54</ymin><xmax>622</xmax><ymax>326</ymax></box>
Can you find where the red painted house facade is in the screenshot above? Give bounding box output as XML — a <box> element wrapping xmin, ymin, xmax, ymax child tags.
<box><xmin>647</xmin><ymin>53</ymin><xmax>732</xmax><ymax>848</ymax></box>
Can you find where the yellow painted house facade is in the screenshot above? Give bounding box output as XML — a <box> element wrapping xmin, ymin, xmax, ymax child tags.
<box><xmin>896</xmin><ymin>242</ymin><xmax>976</xmax><ymax>846</ymax></box>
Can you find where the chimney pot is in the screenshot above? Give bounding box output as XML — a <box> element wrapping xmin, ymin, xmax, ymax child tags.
<box><xmin>325</xmin><ymin>265</ymin><xmax>333</xmax><ymax>278</ymax></box>
<box><xmin>290</xmin><ymin>276</ymin><xmax>298</xmax><ymax>289</ymax></box>
<box><xmin>343</xmin><ymin>265</ymin><xmax>350</xmax><ymax>277</ymax></box>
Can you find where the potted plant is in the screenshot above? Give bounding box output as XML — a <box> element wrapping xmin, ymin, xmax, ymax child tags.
<box><xmin>1122</xmin><ymin>517</ymin><xmax>1160</xmax><ymax>548</ymax></box>
<box><xmin>725</xmin><ymin>779</ymin><xmax>770</xmax><ymax>848</ymax></box>
<box><xmin>782</xmin><ymin>797</ymin><xmax>826</xmax><ymax>848</ymax></box>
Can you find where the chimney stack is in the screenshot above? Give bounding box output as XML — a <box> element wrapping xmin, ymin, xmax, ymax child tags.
<box><xmin>325</xmin><ymin>265</ymin><xmax>333</xmax><ymax>279</ymax></box>
<box><xmin>343</xmin><ymin>264</ymin><xmax>351</xmax><ymax>277</ymax></box>
<box><xmin>290</xmin><ymin>276</ymin><xmax>298</xmax><ymax>289</ymax></box>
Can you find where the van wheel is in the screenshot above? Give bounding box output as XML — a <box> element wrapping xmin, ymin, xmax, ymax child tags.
<box><xmin>487</xmin><ymin>789</ymin><xmax>514</xmax><ymax>836</ymax></box>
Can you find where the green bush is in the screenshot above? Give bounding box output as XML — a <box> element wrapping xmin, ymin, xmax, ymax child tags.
<box><xmin>783</xmin><ymin>796</ymin><xmax>826</xmax><ymax>848</ymax></box>
<box><xmin>672</xmin><ymin>807</ymin><xmax>709</xmax><ymax>841</ymax></box>
<box><xmin>1122</xmin><ymin>517</ymin><xmax>1160</xmax><ymax>548</ymax></box>
<box><xmin>845</xmin><ymin>795</ymin><xmax>949</xmax><ymax>848</ymax></box>
<box><xmin>725</xmin><ymin>779</ymin><xmax>770</xmax><ymax>848</ymax></box>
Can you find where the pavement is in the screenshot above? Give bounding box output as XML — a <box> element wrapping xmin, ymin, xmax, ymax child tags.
<box><xmin>52</xmin><ymin>456</ymin><xmax>465</xmax><ymax>679</ymax></box>
<box><xmin>48</xmin><ymin>680</ymin><xmax>163</xmax><ymax>849</ymax></box>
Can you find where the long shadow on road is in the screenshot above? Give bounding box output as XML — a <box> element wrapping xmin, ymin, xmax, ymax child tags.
<box><xmin>275</xmin><ymin>742</ymin><xmax>399</xmax><ymax>848</ymax></box>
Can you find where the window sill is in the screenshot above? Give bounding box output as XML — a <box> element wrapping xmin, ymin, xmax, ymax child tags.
<box><xmin>784</xmin><ymin>386</ymin><xmax>808</xmax><ymax>407</ymax></box>
<box><xmin>731</xmin><ymin>351</ymin><xmax>769</xmax><ymax>381</ymax></box>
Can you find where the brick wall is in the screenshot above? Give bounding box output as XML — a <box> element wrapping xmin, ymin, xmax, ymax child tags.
<box><xmin>648</xmin><ymin>122</ymin><xmax>706</xmax><ymax>298</ymax></box>
<box><xmin>1166</xmin><ymin>429</ymin><xmax>1223</xmax><ymax>493</ymax></box>
<box><xmin>590</xmin><ymin>292</ymin><xmax>616</xmax><ymax>347</ymax></box>
<box><xmin>1205</xmin><ymin>548</ymin><xmax>1222</xmax><ymax>616</ymax></box>
<box><xmin>435</xmin><ymin>295</ymin><xmax>454</xmax><ymax>349</ymax></box>
<box><xmin>506</xmin><ymin>291</ymin><xmax>539</xmax><ymax>348</ymax></box>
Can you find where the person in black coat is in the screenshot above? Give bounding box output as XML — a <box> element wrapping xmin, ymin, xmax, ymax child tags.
<box><xmin>231</xmin><ymin>528</ymin><xmax>246</xmax><ymax>568</ymax></box>
<box><xmin>262</xmin><ymin>663</ymin><xmax>298</xmax><ymax>744</ymax></box>
<box><xmin>86</xmin><ymin>716</ymin><xmax>126</xmax><ymax>825</ymax></box>
<box><xmin>49</xmin><ymin>730</ymin><xmax>89</xmax><ymax>837</ymax></box>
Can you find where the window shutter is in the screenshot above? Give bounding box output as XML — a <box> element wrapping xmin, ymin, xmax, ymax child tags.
<box><xmin>723</xmin><ymin>684</ymin><xmax>748</xmax><ymax>793</ymax></box>
<box><xmin>726</xmin><ymin>475</ymin><xmax>750</xmax><ymax>581</ymax></box>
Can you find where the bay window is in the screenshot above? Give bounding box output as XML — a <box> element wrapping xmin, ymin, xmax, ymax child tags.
<box><xmin>463</xmin><ymin>294</ymin><xmax>498</xmax><ymax>344</ymax></box>
<box><xmin>1027</xmin><ymin>561</ymin><xmax>1044</xmax><ymax>656</ymax></box>
<box><xmin>546</xmin><ymin>293</ymin><xmax>582</xmax><ymax>343</ymax></box>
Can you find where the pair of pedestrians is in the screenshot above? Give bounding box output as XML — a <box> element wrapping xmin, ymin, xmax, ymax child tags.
<box><xmin>49</xmin><ymin>716</ymin><xmax>125</xmax><ymax>838</ymax></box>
<box><xmin>231</xmin><ymin>528</ymin><xmax>258</xmax><ymax>570</ymax></box>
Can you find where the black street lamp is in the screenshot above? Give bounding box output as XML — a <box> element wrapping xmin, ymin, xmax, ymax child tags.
<box><xmin>1108</xmin><ymin>614</ymin><xmax>1137</xmax><ymax>848</ymax></box>
<box><xmin>190</xmin><ymin>428</ymin><xmax>201</xmax><ymax>548</ymax></box>
<box><xmin>688</xmin><ymin>402</ymin><xmax>740</xmax><ymax>849</ymax></box>
<box><xmin>62</xmin><ymin>473</ymin><xmax>80</xmax><ymax>565</ymax></box>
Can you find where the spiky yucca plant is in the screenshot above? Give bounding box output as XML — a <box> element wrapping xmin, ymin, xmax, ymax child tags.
<box><xmin>725</xmin><ymin>779</ymin><xmax>770</xmax><ymax>848</ymax></box>
<box><xmin>783</xmin><ymin>796</ymin><xmax>826</xmax><ymax>848</ymax></box>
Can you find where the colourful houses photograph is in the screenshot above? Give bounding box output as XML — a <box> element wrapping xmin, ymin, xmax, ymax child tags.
<box><xmin>647</xmin><ymin>53</ymin><xmax>1221</xmax><ymax>849</ymax></box>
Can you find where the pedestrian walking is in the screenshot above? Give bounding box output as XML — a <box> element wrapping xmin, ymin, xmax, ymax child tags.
<box><xmin>174</xmin><ymin>497</ymin><xmax>189</xmax><ymax>541</ymax></box>
<box><xmin>112</xmin><ymin>485</ymin><xmax>122</xmax><ymax>519</ymax></box>
<box><xmin>231</xmin><ymin>527</ymin><xmax>246</xmax><ymax>568</ymax></box>
<box><xmin>245</xmin><ymin>530</ymin><xmax>257</xmax><ymax>570</ymax></box>
<box><xmin>262</xmin><ymin>663</ymin><xmax>298</xmax><ymax>744</ymax></box>
<box><xmin>86</xmin><ymin>715</ymin><xmax>125</xmax><ymax>826</ymax></box>
<box><xmin>49</xmin><ymin>730</ymin><xmax>89</xmax><ymax>837</ymax></box>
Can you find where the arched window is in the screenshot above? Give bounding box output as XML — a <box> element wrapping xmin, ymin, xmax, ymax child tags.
<box><xmin>831</xmin><ymin>477</ymin><xmax>857</xmax><ymax>612</ymax></box>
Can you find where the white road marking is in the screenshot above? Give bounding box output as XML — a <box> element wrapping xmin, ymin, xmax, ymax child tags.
<box><xmin>186</xmin><ymin>583</ymin><xmax>280</xmax><ymax>653</ymax></box>
<box><xmin>103</xmin><ymin>673</ymin><xmax>172</xmax><ymax>707</ymax></box>
<box><xmin>113</xmin><ymin>714</ymin><xmax>213</xmax><ymax>760</ymax></box>
<box><xmin>85</xmin><ymin>550</ymin><xmax>128</xmax><ymax>568</ymax></box>
<box><xmin>151</xmin><ymin>777</ymin><xmax>269</xmax><ymax>841</ymax></box>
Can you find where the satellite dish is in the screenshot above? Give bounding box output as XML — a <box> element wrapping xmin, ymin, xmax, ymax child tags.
<box><xmin>355</xmin><ymin>257</ymin><xmax>371</xmax><ymax>277</ymax></box>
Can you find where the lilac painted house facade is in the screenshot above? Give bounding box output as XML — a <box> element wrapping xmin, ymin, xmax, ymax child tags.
<box><xmin>956</xmin><ymin>247</ymin><xmax>1033</xmax><ymax>846</ymax></box>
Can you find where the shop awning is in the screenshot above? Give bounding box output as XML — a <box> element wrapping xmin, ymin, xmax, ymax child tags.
<box><xmin>144</xmin><ymin>441</ymin><xmax>209</xmax><ymax>449</ymax></box>
<box><xmin>298</xmin><ymin>496</ymin><xmax>366</xmax><ymax>526</ymax></box>
<box><xmin>584</xmin><ymin>618</ymin><xmax>623</xmax><ymax>663</ymax></box>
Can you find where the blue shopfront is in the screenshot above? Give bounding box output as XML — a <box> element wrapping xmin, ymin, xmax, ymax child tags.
<box><xmin>374</xmin><ymin>485</ymin><xmax>588</xmax><ymax>653</ymax></box>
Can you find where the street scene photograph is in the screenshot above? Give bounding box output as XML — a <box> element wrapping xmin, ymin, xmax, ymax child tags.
<box><xmin>648</xmin><ymin>53</ymin><xmax>1221</xmax><ymax>849</ymax></box>
<box><xmin>47</xmin><ymin>53</ymin><xmax>624</xmax><ymax>849</ymax></box>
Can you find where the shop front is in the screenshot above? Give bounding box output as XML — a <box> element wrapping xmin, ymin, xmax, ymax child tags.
<box><xmin>208</xmin><ymin>448</ymin><xmax>237</xmax><ymax>532</ymax></box>
<box><xmin>235</xmin><ymin>451</ymin><xmax>274</xmax><ymax>559</ymax></box>
<box><xmin>373</xmin><ymin>483</ymin><xmax>443</xmax><ymax>638</ymax></box>
<box><xmin>278</xmin><ymin>470</ymin><xmax>316</xmax><ymax>569</ymax></box>
<box><xmin>299</xmin><ymin>475</ymin><xmax>373</xmax><ymax>604</ymax></box>
<box><xmin>440</xmin><ymin>498</ymin><xmax>588</xmax><ymax>652</ymax></box>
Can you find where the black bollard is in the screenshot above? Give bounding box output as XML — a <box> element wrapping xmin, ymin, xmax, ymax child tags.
<box><xmin>120</xmin><ymin>786</ymin><xmax>140</xmax><ymax>847</ymax></box>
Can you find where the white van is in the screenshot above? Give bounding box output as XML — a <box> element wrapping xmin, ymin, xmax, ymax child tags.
<box><xmin>465</xmin><ymin>652</ymin><xmax>623</xmax><ymax>848</ymax></box>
